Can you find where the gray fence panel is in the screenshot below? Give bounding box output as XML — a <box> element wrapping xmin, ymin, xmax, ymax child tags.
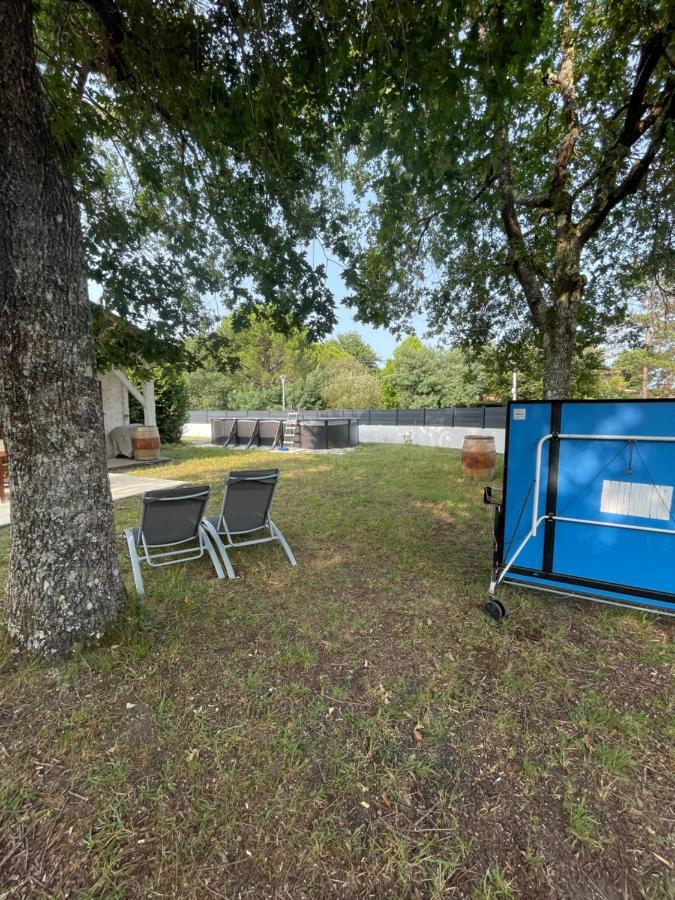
<box><xmin>188</xmin><ymin>410</ymin><xmax>208</xmax><ymax>424</ymax></box>
<box><xmin>452</xmin><ymin>408</ymin><xmax>484</xmax><ymax>427</ymax></box>
<box><xmin>483</xmin><ymin>406</ymin><xmax>507</xmax><ymax>428</ymax></box>
<box><xmin>189</xmin><ymin>405</ymin><xmax>506</xmax><ymax>428</ymax></box>
<box><xmin>423</xmin><ymin>409</ymin><xmax>454</xmax><ymax>426</ymax></box>
<box><xmin>369</xmin><ymin>410</ymin><xmax>397</xmax><ymax>425</ymax></box>
<box><xmin>397</xmin><ymin>409</ymin><xmax>425</xmax><ymax>425</ymax></box>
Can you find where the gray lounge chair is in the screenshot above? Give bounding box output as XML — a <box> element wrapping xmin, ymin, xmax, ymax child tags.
<box><xmin>201</xmin><ymin>468</ymin><xmax>297</xmax><ymax>578</ymax></box>
<box><xmin>124</xmin><ymin>485</ymin><xmax>225</xmax><ymax>596</ymax></box>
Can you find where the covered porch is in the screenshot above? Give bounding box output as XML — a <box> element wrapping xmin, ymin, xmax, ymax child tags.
<box><xmin>0</xmin><ymin>364</ymin><xmax>172</xmax><ymax>525</ymax></box>
<box><xmin>99</xmin><ymin>368</ymin><xmax>158</xmax><ymax>459</ymax></box>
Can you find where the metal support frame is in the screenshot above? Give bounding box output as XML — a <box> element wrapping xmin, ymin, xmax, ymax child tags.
<box><xmin>245</xmin><ymin>420</ymin><xmax>260</xmax><ymax>450</ymax></box>
<box><xmin>124</xmin><ymin>488</ymin><xmax>226</xmax><ymax>596</ymax></box>
<box><xmin>202</xmin><ymin>515</ymin><xmax>297</xmax><ymax>576</ymax></box>
<box><xmin>490</xmin><ymin>432</ymin><xmax>675</xmax><ymax>599</ymax></box>
<box><xmin>224</xmin><ymin>420</ymin><xmax>237</xmax><ymax>447</ymax></box>
<box><xmin>501</xmin><ymin>579</ymin><xmax>675</xmax><ymax>618</ymax></box>
<box><xmin>124</xmin><ymin>525</ymin><xmax>225</xmax><ymax>596</ymax></box>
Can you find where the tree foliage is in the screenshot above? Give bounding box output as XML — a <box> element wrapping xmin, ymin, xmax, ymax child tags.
<box><xmin>317</xmin><ymin>331</ymin><xmax>380</xmax><ymax>369</ymax></box>
<box><xmin>609</xmin><ymin>284</ymin><xmax>675</xmax><ymax>397</ymax></box>
<box><xmin>475</xmin><ymin>344</ymin><xmax>617</xmax><ymax>402</ymax></box>
<box><xmin>185</xmin><ymin>319</ymin><xmax>633</xmax><ymax>414</ymax></box>
<box><xmin>35</xmin><ymin>0</ymin><xmax>352</xmax><ymax>355</ymax></box>
<box><xmin>380</xmin><ymin>337</ymin><xmax>479</xmax><ymax>408</ymax></box>
<box><xmin>220</xmin><ymin>313</ymin><xmax>316</xmax><ymax>389</ymax></box>
<box><xmin>340</xmin><ymin>0</ymin><xmax>674</xmax><ymax>397</ymax></box>
<box><xmin>185</xmin><ymin>313</ymin><xmax>382</xmax><ymax>410</ymax></box>
<box><xmin>319</xmin><ymin>357</ymin><xmax>383</xmax><ymax>408</ymax></box>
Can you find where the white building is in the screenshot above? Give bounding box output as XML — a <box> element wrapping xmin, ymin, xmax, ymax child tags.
<box><xmin>97</xmin><ymin>368</ymin><xmax>156</xmax><ymax>458</ymax></box>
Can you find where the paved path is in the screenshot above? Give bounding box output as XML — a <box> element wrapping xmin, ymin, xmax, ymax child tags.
<box><xmin>106</xmin><ymin>472</ymin><xmax>184</xmax><ymax>501</ymax></box>
<box><xmin>0</xmin><ymin>473</ymin><xmax>184</xmax><ymax>529</ymax></box>
<box><xmin>106</xmin><ymin>456</ymin><xmax>173</xmax><ymax>471</ymax></box>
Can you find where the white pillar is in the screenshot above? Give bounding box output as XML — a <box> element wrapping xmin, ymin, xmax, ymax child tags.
<box><xmin>113</xmin><ymin>368</ymin><xmax>145</xmax><ymax>406</ymax></box>
<box><xmin>143</xmin><ymin>380</ymin><xmax>156</xmax><ymax>426</ymax></box>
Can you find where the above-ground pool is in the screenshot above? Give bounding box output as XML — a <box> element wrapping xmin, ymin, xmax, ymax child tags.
<box><xmin>297</xmin><ymin>419</ymin><xmax>359</xmax><ymax>450</ymax></box>
<box><xmin>210</xmin><ymin>417</ymin><xmax>359</xmax><ymax>450</ymax></box>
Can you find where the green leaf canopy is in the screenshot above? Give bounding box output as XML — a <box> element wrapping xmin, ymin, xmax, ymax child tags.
<box><xmin>36</xmin><ymin>0</ymin><xmax>355</xmax><ymax>351</ymax></box>
<box><xmin>337</xmin><ymin>0</ymin><xmax>674</xmax><ymax>395</ymax></box>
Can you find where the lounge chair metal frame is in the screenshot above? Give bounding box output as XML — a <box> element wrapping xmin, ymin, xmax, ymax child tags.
<box><xmin>201</xmin><ymin>468</ymin><xmax>297</xmax><ymax>578</ymax></box>
<box><xmin>124</xmin><ymin>485</ymin><xmax>225</xmax><ymax>596</ymax></box>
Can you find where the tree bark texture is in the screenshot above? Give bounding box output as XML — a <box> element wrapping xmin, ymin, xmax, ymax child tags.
<box><xmin>0</xmin><ymin>0</ymin><xmax>126</xmax><ymax>654</ymax></box>
<box><xmin>541</xmin><ymin>297</ymin><xmax>578</xmax><ymax>400</ymax></box>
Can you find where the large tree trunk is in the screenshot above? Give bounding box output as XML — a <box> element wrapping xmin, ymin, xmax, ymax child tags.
<box><xmin>0</xmin><ymin>0</ymin><xmax>126</xmax><ymax>654</ymax></box>
<box><xmin>541</xmin><ymin>280</ymin><xmax>582</xmax><ymax>400</ymax></box>
<box><xmin>543</xmin><ymin>219</ymin><xmax>583</xmax><ymax>399</ymax></box>
<box><xmin>640</xmin><ymin>366</ymin><xmax>649</xmax><ymax>399</ymax></box>
<box><xmin>542</xmin><ymin>324</ymin><xmax>575</xmax><ymax>399</ymax></box>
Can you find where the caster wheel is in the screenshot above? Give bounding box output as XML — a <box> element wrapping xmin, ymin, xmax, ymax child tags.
<box><xmin>484</xmin><ymin>598</ymin><xmax>506</xmax><ymax>621</ymax></box>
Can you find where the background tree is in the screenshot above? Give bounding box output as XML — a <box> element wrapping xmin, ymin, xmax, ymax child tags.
<box><xmin>609</xmin><ymin>284</ymin><xmax>675</xmax><ymax>396</ymax></box>
<box><xmin>129</xmin><ymin>366</ymin><xmax>189</xmax><ymax>444</ymax></box>
<box><xmin>474</xmin><ymin>344</ymin><xmax>617</xmax><ymax>402</ymax></box>
<box><xmin>0</xmin><ymin>0</ymin><xmax>347</xmax><ymax>653</ymax></box>
<box><xmin>221</xmin><ymin>313</ymin><xmax>317</xmax><ymax>393</ymax></box>
<box><xmin>341</xmin><ymin>0</ymin><xmax>674</xmax><ymax>398</ymax></box>
<box><xmin>320</xmin><ymin>358</ymin><xmax>383</xmax><ymax>408</ymax></box>
<box><xmin>183</xmin><ymin>369</ymin><xmax>233</xmax><ymax>412</ymax></box>
<box><xmin>286</xmin><ymin>369</ymin><xmax>330</xmax><ymax>411</ymax></box>
<box><xmin>317</xmin><ymin>332</ymin><xmax>380</xmax><ymax>369</ymax></box>
<box><xmin>381</xmin><ymin>337</ymin><xmax>479</xmax><ymax>408</ymax></box>
<box><xmin>186</xmin><ymin>316</ymin><xmax>383</xmax><ymax>411</ymax></box>
<box><xmin>186</xmin><ymin>311</ymin><xmax>318</xmax><ymax>409</ymax></box>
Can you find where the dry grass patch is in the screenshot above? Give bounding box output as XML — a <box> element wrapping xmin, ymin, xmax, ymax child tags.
<box><xmin>0</xmin><ymin>443</ymin><xmax>673</xmax><ymax>898</ymax></box>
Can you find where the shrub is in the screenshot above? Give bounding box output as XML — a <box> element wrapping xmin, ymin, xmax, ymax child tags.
<box><xmin>129</xmin><ymin>365</ymin><xmax>190</xmax><ymax>444</ymax></box>
<box><xmin>320</xmin><ymin>358</ymin><xmax>383</xmax><ymax>408</ymax></box>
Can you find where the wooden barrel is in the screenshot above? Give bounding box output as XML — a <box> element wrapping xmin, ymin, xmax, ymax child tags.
<box><xmin>461</xmin><ymin>434</ymin><xmax>496</xmax><ymax>479</ymax></box>
<box><xmin>131</xmin><ymin>425</ymin><xmax>160</xmax><ymax>460</ymax></box>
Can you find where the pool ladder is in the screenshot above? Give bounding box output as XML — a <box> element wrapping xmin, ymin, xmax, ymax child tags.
<box><xmin>283</xmin><ymin>410</ymin><xmax>299</xmax><ymax>449</ymax></box>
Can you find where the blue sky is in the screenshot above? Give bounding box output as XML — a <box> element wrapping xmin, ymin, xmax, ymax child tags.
<box><xmin>323</xmin><ymin>252</ymin><xmax>426</xmax><ymax>364</ymax></box>
<box><xmin>332</xmin><ymin>304</ymin><xmax>401</xmax><ymax>363</ymax></box>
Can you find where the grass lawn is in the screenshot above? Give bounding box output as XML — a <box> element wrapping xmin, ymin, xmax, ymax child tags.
<box><xmin>0</xmin><ymin>443</ymin><xmax>673</xmax><ymax>898</ymax></box>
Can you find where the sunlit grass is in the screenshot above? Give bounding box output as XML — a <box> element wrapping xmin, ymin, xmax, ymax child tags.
<box><xmin>0</xmin><ymin>443</ymin><xmax>673</xmax><ymax>897</ymax></box>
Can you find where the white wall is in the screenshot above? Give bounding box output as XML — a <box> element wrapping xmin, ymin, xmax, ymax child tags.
<box><xmin>359</xmin><ymin>424</ymin><xmax>505</xmax><ymax>453</ymax></box>
<box><xmin>98</xmin><ymin>371</ymin><xmax>130</xmax><ymax>456</ymax></box>
<box><xmin>183</xmin><ymin>421</ymin><xmax>505</xmax><ymax>452</ymax></box>
<box><xmin>183</xmin><ymin>422</ymin><xmax>212</xmax><ymax>439</ymax></box>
